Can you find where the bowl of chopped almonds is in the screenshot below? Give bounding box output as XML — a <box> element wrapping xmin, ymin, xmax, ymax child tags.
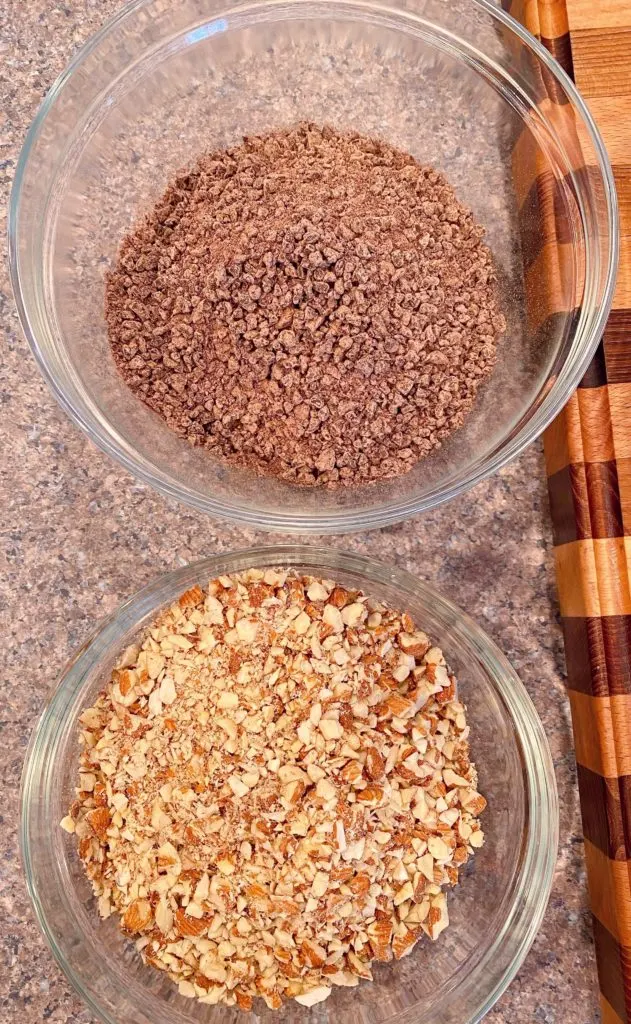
<box><xmin>22</xmin><ymin>548</ymin><xmax>557</xmax><ymax>1024</ymax></box>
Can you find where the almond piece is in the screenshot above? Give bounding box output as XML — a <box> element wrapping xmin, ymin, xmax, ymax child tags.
<box><xmin>367</xmin><ymin>917</ymin><xmax>393</xmax><ymax>961</ymax></box>
<box><xmin>235</xmin><ymin>617</ymin><xmax>258</xmax><ymax>643</ymax></box>
<box><xmin>307</xmin><ymin>581</ymin><xmax>329</xmax><ymax>601</ymax></box>
<box><xmin>295</xmin><ymin>986</ymin><xmax>332</xmax><ymax>1007</ymax></box>
<box><xmin>392</xmin><ymin>926</ymin><xmax>420</xmax><ymax>959</ymax></box>
<box><xmin>154</xmin><ymin>898</ymin><xmax>173</xmax><ymax>934</ymax></box>
<box><xmin>356</xmin><ymin>785</ymin><xmax>383</xmax><ymax>805</ymax></box>
<box><xmin>329</xmin><ymin>587</ymin><xmax>350</xmax><ymax>608</ymax></box>
<box><xmin>322</xmin><ymin>603</ymin><xmax>344</xmax><ymax>633</ymax></box>
<box><xmin>179</xmin><ymin>585</ymin><xmax>203</xmax><ymax>609</ymax></box>
<box><xmin>123</xmin><ymin>899</ymin><xmax>153</xmax><ymax>933</ymax></box>
<box><xmin>341</xmin><ymin>602</ymin><xmax>366</xmax><ymax>627</ymax></box>
<box><xmin>364</xmin><ymin>746</ymin><xmax>385</xmax><ymax>780</ymax></box>
<box><xmin>86</xmin><ymin>807</ymin><xmax>111</xmax><ymax>840</ymax></box>
<box><xmin>398</xmin><ymin>632</ymin><xmax>430</xmax><ymax>657</ymax></box>
<box><xmin>320</xmin><ymin>718</ymin><xmax>344</xmax><ymax>741</ymax></box>
<box><xmin>301</xmin><ymin>938</ymin><xmax>327</xmax><ymax>967</ymax></box>
<box><xmin>385</xmin><ymin>693</ymin><xmax>415</xmax><ymax>718</ymax></box>
<box><xmin>348</xmin><ymin>872</ymin><xmax>371</xmax><ymax>895</ymax></box>
<box><xmin>293</xmin><ymin>610</ymin><xmax>311</xmax><ymax>635</ymax></box>
<box><xmin>174</xmin><ymin>907</ymin><xmax>208</xmax><ymax>937</ymax></box>
<box><xmin>235</xmin><ymin>990</ymin><xmax>253</xmax><ymax>1011</ymax></box>
<box><xmin>228</xmin><ymin>776</ymin><xmax>249</xmax><ymax>798</ymax></box>
<box><xmin>340</xmin><ymin>760</ymin><xmax>363</xmax><ymax>784</ymax></box>
<box><xmin>311</xmin><ymin>871</ymin><xmax>330</xmax><ymax>898</ymax></box>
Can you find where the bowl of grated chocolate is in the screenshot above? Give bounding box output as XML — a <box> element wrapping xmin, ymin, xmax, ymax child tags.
<box><xmin>9</xmin><ymin>0</ymin><xmax>616</xmax><ymax>530</ymax></box>
<box><xmin>21</xmin><ymin>548</ymin><xmax>557</xmax><ymax>1024</ymax></box>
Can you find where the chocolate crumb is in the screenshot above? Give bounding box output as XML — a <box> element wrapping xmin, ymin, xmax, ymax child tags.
<box><xmin>106</xmin><ymin>122</ymin><xmax>506</xmax><ymax>487</ymax></box>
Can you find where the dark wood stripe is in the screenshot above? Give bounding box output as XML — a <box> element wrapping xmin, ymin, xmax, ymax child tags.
<box><xmin>563</xmin><ymin>616</ymin><xmax>631</xmax><ymax>697</ymax></box>
<box><xmin>501</xmin><ymin>0</ymin><xmax>521</xmax><ymax>18</ymax></box>
<box><xmin>577</xmin><ymin>764</ymin><xmax>631</xmax><ymax>860</ymax></box>
<box><xmin>592</xmin><ymin>914</ymin><xmax>631</xmax><ymax>1023</ymax></box>
<box><xmin>518</xmin><ymin>165</ymin><xmax>601</xmax><ymax>283</ymax></box>
<box><xmin>531</xmin><ymin>311</ymin><xmax>583</xmax><ymax>397</ymax></box>
<box><xmin>541</xmin><ymin>32</ymin><xmax>575</xmax><ymax>77</ymax></box>
<box><xmin>621</xmin><ymin>777</ymin><xmax>631</xmax><ymax>861</ymax></box>
<box><xmin>518</xmin><ymin>165</ymin><xmax>595</xmax><ymax>275</ymax></box>
<box><xmin>519</xmin><ymin>169</ymin><xmax>576</xmax><ymax>270</ymax></box>
<box><xmin>604</xmin><ymin>310</ymin><xmax>631</xmax><ymax>385</ymax></box>
<box><xmin>548</xmin><ymin>461</ymin><xmax>624</xmax><ymax>543</ymax></box>
<box><xmin>548</xmin><ymin>463</ymin><xmax>584</xmax><ymax>544</ymax></box>
<box><xmin>585</xmin><ymin>461</ymin><xmax>626</xmax><ymax>538</ymax></box>
<box><xmin>539</xmin><ymin>58</ymin><xmax>572</xmax><ymax>105</ymax></box>
<box><xmin>581</xmin><ymin>343</ymin><xmax>609</xmax><ymax>388</ymax></box>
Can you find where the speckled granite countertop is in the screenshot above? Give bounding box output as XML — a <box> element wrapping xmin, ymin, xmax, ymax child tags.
<box><xmin>0</xmin><ymin>1</ymin><xmax>599</xmax><ymax>1021</ymax></box>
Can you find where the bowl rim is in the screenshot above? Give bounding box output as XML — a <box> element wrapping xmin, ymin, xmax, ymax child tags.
<box><xmin>7</xmin><ymin>0</ymin><xmax>619</xmax><ymax>532</ymax></box>
<box><xmin>20</xmin><ymin>546</ymin><xmax>559</xmax><ymax>1024</ymax></box>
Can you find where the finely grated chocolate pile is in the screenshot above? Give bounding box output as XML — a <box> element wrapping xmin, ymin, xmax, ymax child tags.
<box><xmin>106</xmin><ymin>123</ymin><xmax>506</xmax><ymax>487</ymax></box>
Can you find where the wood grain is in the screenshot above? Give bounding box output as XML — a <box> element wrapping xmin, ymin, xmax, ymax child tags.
<box><xmin>507</xmin><ymin>0</ymin><xmax>631</xmax><ymax>1015</ymax></box>
<box><xmin>571</xmin><ymin>28</ymin><xmax>631</xmax><ymax>98</ymax></box>
<box><xmin>601</xmin><ymin>996</ymin><xmax>626</xmax><ymax>1024</ymax></box>
<box><xmin>568</xmin><ymin>0</ymin><xmax>631</xmax><ymax>31</ymax></box>
<box><xmin>619</xmin><ymin>458</ymin><xmax>631</xmax><ymax>535</ymax></box>
<box><xmin>569</xmin><ymin>691</ymin><xmax>631</xmax><ymax>776</ymax></box>
<box><xmin>573</xmin><ymin>98</ymin><xmax>631</xmax><ymax>311</ymax></box>
<box><xmin>611</xmin><ymin>386</ymin><xmax>631</xmax><ymax>459</ymax></box>
<box><xmin>584</xmin><ymin>839</ymin><xmax>631</xmax><ymax>945</ymax></box>
<box><xmin>605</xmin><ymin>311</ymin><xmax>631</xmax><ymax>384</ymax></box>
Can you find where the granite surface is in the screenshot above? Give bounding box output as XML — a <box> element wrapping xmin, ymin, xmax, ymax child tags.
<box><xmin>0</xmin><ymin>1</ymin><xmax>600</xmax><ymax>1022</ymax></box>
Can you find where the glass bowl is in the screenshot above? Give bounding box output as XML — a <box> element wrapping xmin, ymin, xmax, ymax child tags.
<box><xmin>21</xmin><ymin>546</ymin><xmax>558</xmax><ymax>1024</ymax></box>
<box><xmin>8</xmin><ymin>0</ymin><xmax>617</xmax><ymax>532</ymax></box>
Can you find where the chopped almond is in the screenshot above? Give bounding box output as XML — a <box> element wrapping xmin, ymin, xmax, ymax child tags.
<box><xmin>64</xmin><ymin>570</ymin><xmax>485</xmax><ymax>1011</ymax></box>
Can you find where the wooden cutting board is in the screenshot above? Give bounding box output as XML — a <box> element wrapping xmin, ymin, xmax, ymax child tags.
<box><xmin>506</xmin><ymin>0</ymin><xmax>631</xmax><ymax>1022</ymax></box>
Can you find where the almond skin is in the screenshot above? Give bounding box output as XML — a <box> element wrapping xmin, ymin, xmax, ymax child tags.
<box><xmin>123</xmin><ymin>899</ymin><xmax>153</xmax><ymax>933</ymax></box>
<box><xmin>174</xmin><ymin>908</ymin><xmax>208</xmax><ymax>937</ymax></box>
<box><xmin>364</xmin><ymin>746</ymin><xmax>385</xmax><ymax>781</ymax></box>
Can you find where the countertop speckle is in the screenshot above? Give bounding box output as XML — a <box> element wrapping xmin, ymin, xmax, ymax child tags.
<box><xmin>0</xmin><ymin>1</ymin><xmax>600</xmax><ymax>1021</ymax></box>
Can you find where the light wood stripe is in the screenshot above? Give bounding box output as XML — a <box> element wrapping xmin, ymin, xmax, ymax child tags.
<box><xmin>611</xmin><ymin>385</ymin><xmax>631</xmax><ymax>460</ymax></box>
<box><xmin>571</xmin><ymin>28</ymin><xmax>631</xmax><ymax>99</ymax></box>
<box><xmin>556</xmin><ymin>539</ymin><xmax>595</xmax><ymax>616</ymax></box>
<box><xmin>555</xmin><ymin>538</ymin><xmax>631</xmax><ymax>616</ymax></box>
<box><xmin>543</xmin><ymin>388</ymin><xmax>623</xmax><ymax>475</ymax></box>
<box><xmin>600</xmin><ymin>995</ymin><xmax>626</xmax><ymax>1024</ymax></box>
<box><xmin>543</xmin><ymin>402</ymin><xmax>575</xmax><ymax>475</ymax></box>
<box><xmin>570</xmin><ymin>691</ymin><xmax>631</xmax><ymax>777</ymax></box>
<box><xmin>568</xmin><ymin>0</ymin><xmax>631</xmax><ymax>31</ymax></box>
<box><xmin>578</xmin><ymin>387</ymin><xmax>618</xmax><ymax>462</ymax></box>
<box><xmin>523</xmin><ymin>0</ymin><xmax>542</xmax><ymax>35</ymax></box>
<box><xmin>512</xmin><ymin>98</ymin><xmax>588</xmax><ymax>206</ymax></box>
<box><xmin>618</xmin><ymin>457</ymin><xmax>631</xmax><ymax>535</ymax></box>
<box><xmin>574</xmin><ymin>98</ymin><xmax>631</xmax><ymax>164</ymax></box>
<box><xmin>584</xmin><ymin>838</ymin><xmax>631</xmax><ymax>945</ymax></box>
<box><xmin>524</xmin><ymin>240</ymin><xmax>582</xmax><ymax>330</ymax></box>
<box><xmin>537</xmin><ymin>0</ymin><xmax>571</xmax><ymax>38</ymax></box>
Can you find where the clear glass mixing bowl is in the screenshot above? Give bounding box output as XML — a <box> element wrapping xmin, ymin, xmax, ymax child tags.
<box><xmin>8</xmin><ymin>0</ymin><xmax>617</xmax><ymax>531</ymax></box>
<box><xmin>21</xmin><ymin>547</ymin><xmax>558</xmax><ymax>1024</ymax></box>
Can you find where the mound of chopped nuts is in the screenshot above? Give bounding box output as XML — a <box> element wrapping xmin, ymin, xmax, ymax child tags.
<box><xmin>62</xmin><ymin>570</ymin><xmax>486</xmax><ymax>1010</ymax></box>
